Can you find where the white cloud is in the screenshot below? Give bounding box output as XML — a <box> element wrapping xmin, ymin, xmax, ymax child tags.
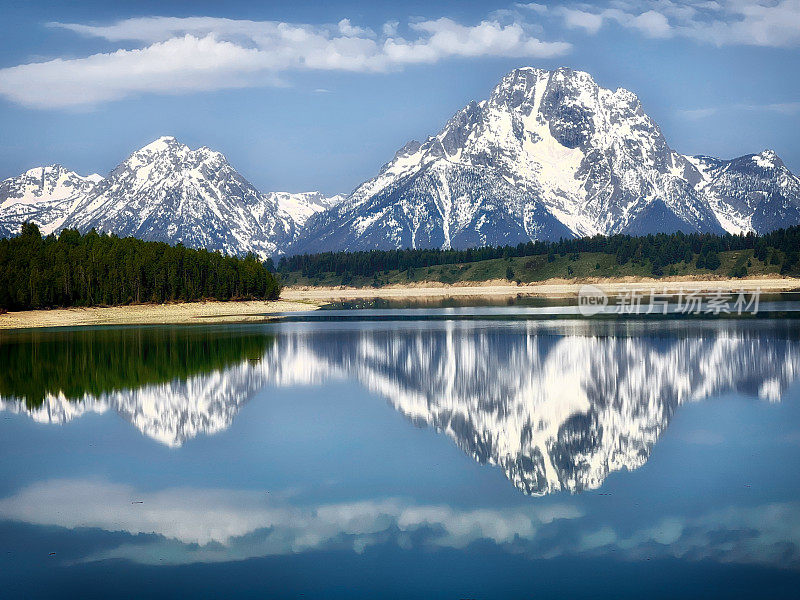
<box><xmin>387</xmin><ymin>18</ymin><xmax>570</xmax><ymax>64</ymax></box>
<box><xmin>626</xmin><ymin>9</ymin><xmax>673</xmax><ymax>37</ymax></box>
<box><xmin>0</xmin><ymin>35</ymin><xmax>275</xmax><ymax>109</ymax></box>
<box><xmin>382</xmin><ymin>20</ymin><xmax>400</xmax><ymax>37</ymax></box>
<box><xmin>678</xmin><ymin>101</ymin><xmax>800</xmax><ymax>119</ymax></box>
<box><xmin>544</xmin><ymin>1</ymin><xmax>800</xmax><ymax>47</ymax></box>
<box><xmin>2</xmin><ymin>3</ymin><xmax>796</xmax><ymax>110</ymax></box>
<box><xmin>558</xmin><ymin>8</ymin><xmax>606</xmax><ymax>34</ymax></box>
<box><xmin>0</xmin><ymin>13</ymin><xmax>570</xmax><ymax>109</ymax></box>
<box><xmin>517</xmin><ymin>3</ymin><xmax>550</xmax><ymax>15</ymax></box>
<box><xmin>686</xmin><ymin>0</ymin><xmax>800</xmax><ymax>47</ymax></box>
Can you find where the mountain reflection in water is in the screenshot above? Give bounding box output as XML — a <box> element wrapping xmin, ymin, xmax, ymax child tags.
<box><xmin>1</xmin><ymin>320</ymin><xmax>798</xmax><ymax>494</ymax></box>
<box><xmin>0</xmin><ymin>327</ymin><xmax>273</xmax><ymax>446</ymax></box>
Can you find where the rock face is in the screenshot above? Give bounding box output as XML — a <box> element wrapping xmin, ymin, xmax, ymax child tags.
<box><xmin>291</xmin><ymin>67</ymin><xmax>800</xmax><ymax>253</ymax></box>
<box><xmin>3</xmin><ymin>322</ymin><xmax>799</xmax><ymax>495</ymax></box>
<box><xmin>0</xmin><ymin>165</ymin><xmax>102</xmax><ymax>238</ymax></box>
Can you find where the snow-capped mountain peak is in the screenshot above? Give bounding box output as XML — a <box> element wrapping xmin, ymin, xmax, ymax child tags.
<box><xmin>273</xmin><ymin>191</ymin><xmax>344</xmax><ymax>228</ymax></box>
<box><xmin>0</xmin><ymin>164</ymin><xmax>103</xmax><ymax>237</ymax></box>
<box><xmin>58</xmin><ymin>136</ymin><xmax>314</xmax><ymax>257</ymax></box>
<box><xmin>686</xmin><ymin>148</ymin><xmax>800</xmax><ymax>234</ymax></box>
<box><xmin>1</xmin><ymin>164</ymin><xmax>100</xmax><ymax>205</ymax></box>
<box><xmin>0</xmin><ymin>137</ymin><xmax>340</xmax><ymax>257</ymax></box>
<box><xmin>752</xmin><ymin>149</ymin><xmax>783</xmax><ymax>170</ymax></box>
<box><xmin>289</xmin><ymin>66</ymin><xmax>799</xmax><ymax>253</ymax></box>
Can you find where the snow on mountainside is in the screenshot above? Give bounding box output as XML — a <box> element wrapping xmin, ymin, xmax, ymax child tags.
<box><xmin>270</xmin><ymin>324</ymin><xmax>800</xmax><ymax>495</ymax></box>
<box><xmin>3</xmin><ymin>323</ymin><xmax>798</xmax><ymax>494</ymax></box>
<box><xmin>687</xmin><ymin>150</ymin><xmax>800</xmax><ymax>234</ymax></box>
<box><xmin>272</xmin><ymin>191</ymin><xmax>344</xmax><ymax>228</ymax></box>
<box><xmin>0</xmin><ymin>138</ymin><xmax>338</xmax><ymax>258</ymax></box>
<box><xmin>60</xmin><ymin>137</ymin><xmax>331</xmax><ymax>258</ymax></box>
<box><xmin>0</xmin><ymin>360</ymin><xmax>269</xmax><ymax>448</ymax></box>
<box><xmin>291</xmin><ymin>67</ymin><xmax>800</xmax><ymax>253</ymax></box>
<box><xmin>0</xmin><ymin>165</ymin><xmax>102</xmax><ymax>238</ymax></box>
<box><xmin>2</xmin><ymin>67</ymin><xmax>799</xmax><ymax>255</ymax></box>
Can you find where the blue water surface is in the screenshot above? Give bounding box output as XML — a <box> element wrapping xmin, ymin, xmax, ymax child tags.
<box><xmin>2</xmin><ymin>314</ymin><xmax>800</xmax><ymax>598</ymax></box>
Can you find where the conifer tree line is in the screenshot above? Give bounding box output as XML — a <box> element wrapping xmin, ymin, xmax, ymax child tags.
<box><xmin>1</xmin><ymin>327</ymin><xmax>274</xmax><ymax>407</ymax></box>
<box><xmin>278</xmin><ymin>226</ymin><xmax>800</xmax><ymax>279</ymax></box>
<box><xmin>0</xmin><ymin>224</ymin><xmax>280</xmax><ymax>311</ymax></box>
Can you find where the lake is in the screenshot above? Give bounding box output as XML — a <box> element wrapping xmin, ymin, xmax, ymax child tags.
<box><xmin>2</xmin><ymin>312</ymin><xmax>800</xmax><ymax>598</ymax></box>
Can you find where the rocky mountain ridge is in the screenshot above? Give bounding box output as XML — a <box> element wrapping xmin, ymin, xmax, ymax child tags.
<box><xmin>0</xmin><ymin>137</ymin><xmax>338</xmax><ymax>258</ymax></box>
<box><xmin>2</xmin><ymin>67</ymin><xmax>799</xmax><ymax>255</ymax></box>
<box><xmin>291</xmin><ymin>67</ymin><xmax>800</xmax><ymax>253</ymax></box>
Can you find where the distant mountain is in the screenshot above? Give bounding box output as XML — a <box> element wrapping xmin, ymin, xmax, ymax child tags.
<box><xmin>0</xmin><ymin>165</ymin><xmax>102</xmax><ymax>238</ymax></box>
<box><xmin>0</xmin><ymin>137</ymin><xmax>339</xmax><ymax>258</ymax></box>
<box><xmin>290</xmin><ymin>67</ymin><xmax>800</xmax><ymax>253</ymax></box>
<box><xmin>687</xmin><ymin>150</ymin><xmax>800</xmax><ymax>234</ymax></box>
<box><xmin>269</xmin><ymin>191</ymin><xmax>343</xmax><ymax>229</ymax></box>
<box><xmin>60</xmin><ymin>137</ymin><xmax>338</xmax><ymax>258</ymax></box>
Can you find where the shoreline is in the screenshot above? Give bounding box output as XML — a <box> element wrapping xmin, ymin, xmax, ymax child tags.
<box><xmin>2</xmin><ymin>276</ymin><xmax>799</xmax><ymax>330</ymax></box>
<box><xmin>0</xmin><ymin>299</ymin><xmax>320</xmax><ymax>330</ymax></box>
<box><xmin>282</xmin><ymin>275</ymin><xmax>800</xmax><ymax>301</ymax></box>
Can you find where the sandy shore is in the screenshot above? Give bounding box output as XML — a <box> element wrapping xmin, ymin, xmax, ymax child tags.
<box><xmin>2</xmin><ymin>276</ymin><xmax>798</xmax><ymax>329</ymax></box>
<box><xmin>283</xmin><ymin>276</ymin><xmax>800</xmax><ymax>301</ymax></box>
<box><xmin>0</xmin><ymin>299</ymin><xmax>320</xmax><ymax>330</ymax></box>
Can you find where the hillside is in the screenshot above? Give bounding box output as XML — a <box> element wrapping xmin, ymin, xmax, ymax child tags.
<box><xmin>278</xmin><ymin>226</ymin><xmax>800</xmax><ymax>287</ymax></box>
<box><xmin>279</xmin><ymin>249</ymin><xmax>788</xmax><ymax>288</ymax></box>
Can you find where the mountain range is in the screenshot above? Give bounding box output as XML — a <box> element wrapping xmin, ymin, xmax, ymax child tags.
<box><xmin>0</xmin><ymin>137</ymin><xmax>339</xmax><ymax>257</ymax></box>
<box><xmin>2</xmin><ymin>67</ymin><xmax>799</xmax><ymax>257</ymax></box>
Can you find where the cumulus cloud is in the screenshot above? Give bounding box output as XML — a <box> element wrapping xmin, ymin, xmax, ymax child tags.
<box><xmin>540</xmin><ymin>0</ymin><xmax>800</xmax><ymax>46</ymax></box>
<box><xmin>557</xmin><ymin>8</ymin><xmax>606</xmax><ymax>34</ymax></box>
<box><xmin>0</xmin><ymin>35</ymin><xmax>276</xmax><ymax>109</ymax></box>
<box><xmin>0</xmin><ymin>13</ymin><xmax>570</xmax><ymax>109</ymax></box>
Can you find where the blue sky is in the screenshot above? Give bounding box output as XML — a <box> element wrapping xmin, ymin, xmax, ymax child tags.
<box><xmin>1</xmin><ymin>0</ymin><xmax>799</xmax><ymax>195</ymax></box>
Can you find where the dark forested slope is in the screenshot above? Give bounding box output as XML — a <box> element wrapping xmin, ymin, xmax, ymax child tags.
<box><xmin>0</xmin><ymin>224</ymin><xmax>280</xmax><ymax>311</ymax></box>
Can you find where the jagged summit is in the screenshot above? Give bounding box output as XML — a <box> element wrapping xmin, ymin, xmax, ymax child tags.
<box><xmin>0</xmin><ymin>137</ymin><xmax>339</xmax><ymax>257</ymax></box>
<box><xmin>0</xmin><ymin>163</ymin><xmax>102</xmax><ymax>237</ymax></box>
<box><xmin>289</xmin><ymin>66</ymin><xmax>799</xmax><ymax>253</ymax></box>
<box><xmin>58</xmin><ymin>137</ymin><xmax>313</xmax><ymax>257</ymax></box>
<box><xmin>750</xmin><ymin>149</ymin><xmax>784</xmax><ymax>169</ymax></box>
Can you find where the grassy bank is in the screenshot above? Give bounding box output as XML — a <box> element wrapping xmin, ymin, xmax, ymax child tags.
<box><xmin>279</xmin><ymin>249</ymin><xmax>782</xmax><ymax>288</ymax></box>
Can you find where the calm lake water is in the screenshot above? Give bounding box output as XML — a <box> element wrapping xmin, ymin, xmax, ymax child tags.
<box><xmin>2</xmin><ymin>312</ymin><xmax>800</xmax><ymax>598</ymax></box>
